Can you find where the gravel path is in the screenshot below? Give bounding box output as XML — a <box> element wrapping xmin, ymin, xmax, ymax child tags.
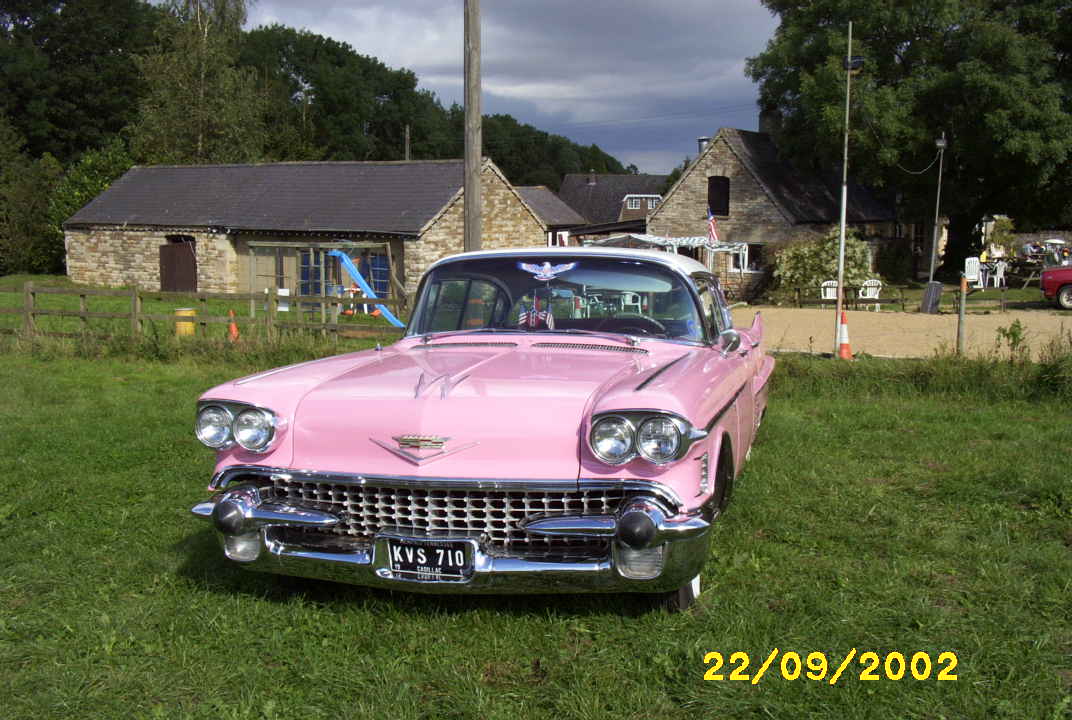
<box><xmin>732</xmin><ymin>306</ymin><xmax>1072</xmax><ymax>359</ymax></box>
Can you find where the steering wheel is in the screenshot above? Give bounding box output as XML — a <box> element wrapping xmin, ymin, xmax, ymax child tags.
<box><xmin>596</xmin><ymin>312</ymin><xmax>667</xmax><ymax>336</ymax></box>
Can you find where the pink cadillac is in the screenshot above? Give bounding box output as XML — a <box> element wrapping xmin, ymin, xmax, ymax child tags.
<box><xmin>190</xmin><ymin>247</ymin><xmax>774</xmax><ymax>610</ymax></box>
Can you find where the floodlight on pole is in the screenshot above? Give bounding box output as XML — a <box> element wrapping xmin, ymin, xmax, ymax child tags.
<box><xmin>833</xmin><ymin>22</ymin><xmax>859</xmax><ymax>358</ymax></box>
<box><xmin>927</xmin><ymin>132</ymin><xmax>947</xmax><ymax>283</ymax></box>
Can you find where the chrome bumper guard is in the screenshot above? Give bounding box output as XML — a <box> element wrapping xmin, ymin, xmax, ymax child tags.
<box><xmin>191</xmin><ymin>483</ymin><xmax>712</xmax><ymax>594</ymax></box>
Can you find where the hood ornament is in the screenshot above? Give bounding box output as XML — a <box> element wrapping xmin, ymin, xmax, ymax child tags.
<box><xmin>370</xmin><ymin>434</ymin><xmax>477</xmax><ymax>465</ymax></box>
<box><xmin>395</xmin><ymin>435</ymin><xmax>448</xmax><ymax>450</ymax></box>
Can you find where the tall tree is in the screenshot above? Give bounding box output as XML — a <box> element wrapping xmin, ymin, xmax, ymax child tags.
<box><xmin>0</xmin><ymin>0</ymin><xmax>161</xmax><ymax>163</ymax></box>
<box><xmin>746</xmin><ymin>0</ymin><xmax>1072</xmax><ymax>267</ymax></box>
<box><xmin>128</xmin><ymin>0</ymin><xmax>265</xmax><ymax>164</ymax></box>
<box><xmin>0</xmin><ymin>111</ymin><xmax>63</xmax><ymax>273</ymax></box>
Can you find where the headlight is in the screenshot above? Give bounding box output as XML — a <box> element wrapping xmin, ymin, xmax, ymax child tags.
<box><xmin>590</xmin><ymin>416</ymin><xmax>635</xmax><ymax>465</ymax></box>
<box><xmin>636</xmin><ymin>416</ymin><xmax>682</xmax><ymax>464</ymax></box>
<box><xmin>196</xmin><ymin>405</ymin><xmax>233</xmax><ymax>448</ymax></box>
<box><xmin>233</xmin><ymin>408</ymin><xmax>275</xmax><ymax>452</ymax></box>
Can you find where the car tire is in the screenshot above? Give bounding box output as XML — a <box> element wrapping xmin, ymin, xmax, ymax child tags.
<box><xmin>654</xmin><ymin>573</ymin><xmax>701</xmax><ymax>613</ymax></box>
<box><xmin>1058</xmin><ymin>286</ymin><xmax>1072</xmax><ymax>310</ymax></box>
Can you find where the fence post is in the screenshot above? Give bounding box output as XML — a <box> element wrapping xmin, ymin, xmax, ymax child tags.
<box><xmin>23</xmin><ymin>281</ymin><xmax>35</xmax><ymax>335</ymax></box>
<box><xmin>79</xmin><ymin>293</ymin><xmax>88</xmax><ymax>333</ymax></box>
<box><xmin>198</xmin><ymin>294</ymin><xmax>208</xmax><ymax>336</ymax></box>
<box><xmin>130</xmin><ymin>286</ymin><xmax>142</xmax><ymax>335</ymax></box>
<box><xmin>956</xmin><ymin>275</ymin><xmax>967</xmax><ymax>355</ymax></box>
<box><xmin>267</xmin><ymin>287</ymin><xmax>278</xmax><ymax>340</ymax></box>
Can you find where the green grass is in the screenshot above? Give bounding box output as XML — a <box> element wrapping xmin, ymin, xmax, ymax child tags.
<box><xmin>1</xmin><ymin>352</ymin><xmax>1069</xmax><ymax>719</ymax></box>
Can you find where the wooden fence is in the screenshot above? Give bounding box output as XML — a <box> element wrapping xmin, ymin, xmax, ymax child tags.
<box><xmin>0</xmin><ymin>282</ymin><xmax>407</xmax><ymax>341</ymax></box>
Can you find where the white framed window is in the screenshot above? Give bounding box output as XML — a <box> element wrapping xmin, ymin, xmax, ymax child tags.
<box><xmin>648</xmin><ymin>197</ymin><xmax>659</xmax><ymax>209</ymax></box>
<box><xmin>730</xmin><ymin>243</ymin><xmax>767</xmax><ymax>273</ymax></box>
<box><xmin>626</xmin><ymin>197</ymin><xmax>641</xmax><ymax>210</ymax></box>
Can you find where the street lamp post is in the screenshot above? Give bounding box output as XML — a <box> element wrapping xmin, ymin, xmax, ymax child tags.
<box><xmin>833</xmin><ymin>21</ymin><xmax>863</xmax><ymax>357</ymax></box>
<box><xmin>927</xmin><ymin>132</ymin><xmax>947</xmax><ymax>283</ymax></box>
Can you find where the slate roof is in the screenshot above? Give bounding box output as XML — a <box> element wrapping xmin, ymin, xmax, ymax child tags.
<box><xmin>557</xmin><ymin>173</ymin><xmax>668</xmax><ymax>225</ymax></box>
<box><xmin>64</xmin><ymin>160</ymin><xmax>468</xmax><ymax>235</ymax></box>
<box><xmin>515</xmin><ymin>186</ymin><xmax>585</xmax><ymax>227</ymax></box>
<box><xmin>717</xmin><ymin>128</ymin><xmax>893</xmax><ymax>224</ymax></box>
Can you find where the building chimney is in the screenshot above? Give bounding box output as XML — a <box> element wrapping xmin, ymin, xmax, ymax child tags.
<box><xmin>587</xmin><ymin>169</ymin><xmax>596</xmax><ymax>186</ymax></box>
<box><xmin>697</xmin><ymin>137</ymin><xmax>710</xmax><ymax>155</ymax></box>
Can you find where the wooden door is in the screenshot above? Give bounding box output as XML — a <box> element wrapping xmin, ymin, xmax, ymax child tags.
<box><xmin>160</xmin><ymin>240</ymin><xmax>197</xmax><ymax>292</ymax></box>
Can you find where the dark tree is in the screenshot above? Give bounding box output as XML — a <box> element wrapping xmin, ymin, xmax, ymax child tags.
<box><xmin>747</xmin><ymin>0</ymin><xmax>1072</xmax><ymax>267</ymax></box>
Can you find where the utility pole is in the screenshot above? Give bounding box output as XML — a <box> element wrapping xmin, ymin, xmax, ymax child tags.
<box><xmin>404</xmin><ymin>124</ymin><xmax>410</xmax><ymax>161</ymax></box>
<box><xmin>927</xmin><ymin>132</ymin><xmax>947</xmax><ymax>282</ymax></box>
<box><xmin>834</xmin><ymin>21</ymin><xmax>863</xmax><ymax>357</ymax></box>
<box><xmin>463</xmin><ymin>0</ymin><xmax>482</xmax><ymax>252</ymax></box>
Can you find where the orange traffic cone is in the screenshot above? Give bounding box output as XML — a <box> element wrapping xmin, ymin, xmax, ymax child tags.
<box><xmin>227</xmin><ymin>309</ymin><xmax>240</xmax><ymax>342</ymax></box>
<box><xmin>836</xmin><ymin>311</ymin><xmax>853</xmax><ymax>360</ymax></box>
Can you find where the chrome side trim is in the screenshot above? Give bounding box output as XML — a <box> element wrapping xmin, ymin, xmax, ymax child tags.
<box><xmin>704</xmin><ymin>381</ymin><xmax>747</xmax><ymax>431</ymax></box>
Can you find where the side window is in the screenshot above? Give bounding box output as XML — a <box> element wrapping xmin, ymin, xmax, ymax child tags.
<box><xmin>422</xmin><ymin>278</ymin><xmax>505</xmax><ymax>332</ymax></box>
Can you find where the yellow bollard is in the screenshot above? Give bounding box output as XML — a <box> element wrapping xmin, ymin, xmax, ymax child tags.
<box><xmin>175</xmin><ymin>307</ymin><xmax>196</xmax><ymax>337</ymax></box>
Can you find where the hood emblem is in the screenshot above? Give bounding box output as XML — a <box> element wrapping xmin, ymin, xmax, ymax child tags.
<box><xmin>395</xmin><ymin>434</ymin><xmax>448</xmax><ymax>450</ymax></box>
<box><xmin>371</xmin><ymin>435</ymin><xmax>478</xmax><ymax>466</ymax></box>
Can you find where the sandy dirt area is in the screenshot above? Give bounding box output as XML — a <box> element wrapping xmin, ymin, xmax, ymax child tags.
<box><xmin>731</xmin><ymin>306</ymin><xmax>1072</xmax><ymax>359</ymax></box>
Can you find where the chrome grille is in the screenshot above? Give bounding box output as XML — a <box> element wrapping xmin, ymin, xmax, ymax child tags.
<box><xmin>266</xmin><ymin>477</ymin><xmax>628</xmax><ymax>560</ymax></box>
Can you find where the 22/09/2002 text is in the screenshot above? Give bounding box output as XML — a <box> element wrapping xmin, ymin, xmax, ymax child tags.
<box><xmin>702</xmin><ymin>649</ymin><xmax>958</xmax><ymax>685</ymax></box>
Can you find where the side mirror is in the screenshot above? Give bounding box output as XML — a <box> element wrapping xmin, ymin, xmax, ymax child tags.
<box><xmin>718</xmin><ymin>329</ymin><xmax>741</xmax><ymax>356</ymax></box>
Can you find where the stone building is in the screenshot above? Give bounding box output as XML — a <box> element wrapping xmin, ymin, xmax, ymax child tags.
<box><xmin>64</xmin><ymin>158</ymin><xmax>545</xmax><ymax>300</ymax></box>
<box><xmin>557</xmin><ymin>173</ymin><xmax>669</xmax><ymax>241</ymax></box>
<box><xmin>515</xmin><ymin>186</ymin><xmax>586</xmax><ymax>246</ymax></box>
<box><xmin>647</xmin><ymin>128</ymin><xmax>895</xmax><ymax>297</ymax></box>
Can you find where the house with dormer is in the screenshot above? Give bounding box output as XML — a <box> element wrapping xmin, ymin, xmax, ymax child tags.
<box><xmin>647</xmin><ymin>128</ymin><xmax>895</xmax><ymax>297</ymax></box>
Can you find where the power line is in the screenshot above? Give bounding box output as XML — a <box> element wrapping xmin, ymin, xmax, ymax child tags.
<box><xmin>865</xmin><ymin>118</ymin><xmax>941</xmax><ymax>175</ymax></box>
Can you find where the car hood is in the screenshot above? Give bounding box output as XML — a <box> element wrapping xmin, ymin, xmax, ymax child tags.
<box><xmin>286</xmin><ymin>342</ymin><xmax>651</xmax><ymax>479</ymax></box>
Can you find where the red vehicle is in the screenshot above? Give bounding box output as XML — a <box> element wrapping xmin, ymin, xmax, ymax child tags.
<box><xmin>1041</xmin><ymin>264</ymin><xmax>1072</xmax><ymax>309</ymax></box>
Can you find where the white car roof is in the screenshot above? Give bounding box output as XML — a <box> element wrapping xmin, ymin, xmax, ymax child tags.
<box><xmin>429</xmin><ymin>246</ymin><xmax>711</xmax><ymax>277</ymax></box>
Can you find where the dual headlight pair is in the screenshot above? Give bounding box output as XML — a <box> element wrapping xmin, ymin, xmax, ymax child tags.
<box><xmin>196</xmin><ymin>403</ymin><xmax>277</xmax><ymax>453</ymax></box>
<box><xmin>588</xmin><ymin>411</ymin><xmax>706</xmax><ymax>466</ymax></box>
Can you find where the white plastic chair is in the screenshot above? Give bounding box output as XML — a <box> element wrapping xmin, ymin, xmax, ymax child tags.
<box><xmin>858</xmin><ymin>278</ymin><xmax>882</xmax><ymax>311</ymax></box>
<box><xmin>819</xmin><ymin>280</ymin><xmax>838</xmax><ymax>308</ymax></box>
<box><xmin>621</xmin><ymin>292</ymin><xmax>642</xmax><ymax>313</ymax></box>
<box><xmin>964</xmin><ymin>257</ymin><xmax>982</xmax><ymax>288</ymax></box>
<box><xmin>990</xmin><ymin>261</ymin><xmax>1007</xmax><ymax>288</ymax></box>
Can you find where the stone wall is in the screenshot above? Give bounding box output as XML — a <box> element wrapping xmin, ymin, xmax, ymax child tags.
<box><xmin>65</xmin><ymin>227</ymin><xmax>238</xmax><ymax>292</ymax></box>
<box><xmin>646</xmin><ymin>135</ymin><xmax>826</xmax><ymax>297</ymax></box>
<box><xmin>404</xmin><ymin>164</ymin><xmax>546</xmax><ymax>296</ymax></box>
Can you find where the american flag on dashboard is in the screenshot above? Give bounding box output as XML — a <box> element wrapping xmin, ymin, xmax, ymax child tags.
<box><xmin>707</xmin><ymin>207</ymin><xmax>721</xmax><ymax>244</ymax></box>
<box><xmin>518</xmin><ymin>298</ymin><xmax>554</xmax><ymax>329</ymax></box>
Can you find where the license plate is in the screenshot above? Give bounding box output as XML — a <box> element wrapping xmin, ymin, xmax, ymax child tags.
<box><xmin>386</xmin><ymin>538</ymin><xmax>472</xmax><ymax>581</ymax></box>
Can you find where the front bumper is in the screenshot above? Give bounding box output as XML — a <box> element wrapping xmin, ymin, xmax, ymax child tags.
<box><xmin>190</xmin><ymin>474</ymin><xmax>713</xmax><ymax>594</ymax></box>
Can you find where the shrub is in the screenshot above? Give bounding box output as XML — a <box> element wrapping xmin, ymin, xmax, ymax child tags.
<box><xmin>772</xmin><ymin>227</ymin><xmax>873</xmax><ymax>290</ymax></box>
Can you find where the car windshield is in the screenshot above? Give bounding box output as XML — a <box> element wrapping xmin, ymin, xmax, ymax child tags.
<box><xmin>407</xmin><ymin>255</ymin><xmax>704</xmax><ymax>341</ymax></box>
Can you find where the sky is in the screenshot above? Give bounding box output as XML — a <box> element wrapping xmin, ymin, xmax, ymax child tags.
<box><xmin>245</xmin><ymin>1</ymin><xmax>781</xmax><ymax>175</ymax></box>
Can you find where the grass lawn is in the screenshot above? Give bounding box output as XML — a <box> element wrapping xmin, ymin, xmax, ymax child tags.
<box><xmin>0</xmin><ymin>352</ymin><xmax>1069</xmax><ymax>719</ymax></box>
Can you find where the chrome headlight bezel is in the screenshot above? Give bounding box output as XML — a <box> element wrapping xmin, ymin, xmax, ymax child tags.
<box><xmin>195</xmin><ymin>404</ymin><xmax>235</xmax><ymax>449</ymax></box>
<box><xmin>636</xmin><ymin>415</ymin><xmax>684</xmax><ymax>464</ymax></box>
<box><xmin>589</xmin><ymin>415</ymin><xmax>637</xmax><ymax>465</ymax></box>
<box><xmin>587</xmin><ymin>410</ymin><xmax>705</xmax><ymax>467</ymax></box>
<box><xmin>196</xmin><ymin>401</ymin><xmax>279</xmax><ymax>454</ymax></box>
<box><xmin>233</xmin><ymin>408</ymin><xmax>276</xmax><ymax>453</ymax></box>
